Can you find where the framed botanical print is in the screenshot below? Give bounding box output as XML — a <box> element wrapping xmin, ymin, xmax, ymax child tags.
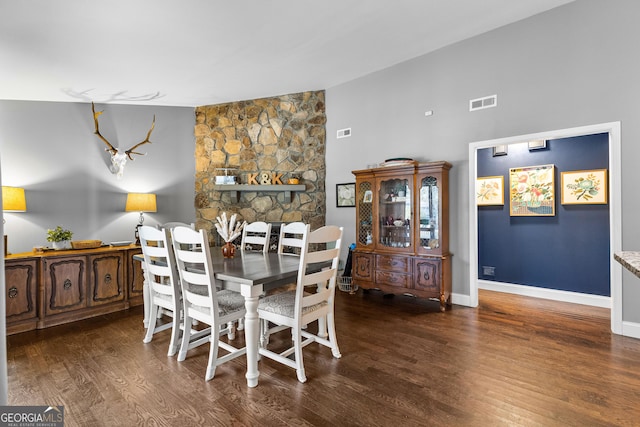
<box><xmin>476</xmin><ymin>176</ymin><xmax>504</xmax><ymax>206</ymax></box>
<box><xmin>560</xmin><ymin>169</ymin><xmax>608</xmax><ymax>204</ymax></box>
<box><xmin>509</xmin><ymin>164</ymin><xmax>555</xmax><ymax>216</ymax></box>
<box><xmin>336</xmin><ymin>182</ymin><xmax>356</xmax><ymax>207</ymax></box>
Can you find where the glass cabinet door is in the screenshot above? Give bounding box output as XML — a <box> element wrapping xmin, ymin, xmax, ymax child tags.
<box><xmin>377</xmin><ymin>177</ymin><xmax>412</xmax><ymax>249</ymax></box>
<box><xmin>356</xmin><ymin>180</ymin><xmax>374</xmax><ymax>247</ymax></box>
<box><xmin>418</xmin><ymin>175</ymin><xmax>439</xmax><ymax>250</ymax></box>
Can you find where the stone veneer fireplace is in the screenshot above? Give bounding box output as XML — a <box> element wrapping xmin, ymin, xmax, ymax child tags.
<box><xmin>194</xmin><ymin>90</ymin><xmax>327</xmax><ymax>245</ymax></box>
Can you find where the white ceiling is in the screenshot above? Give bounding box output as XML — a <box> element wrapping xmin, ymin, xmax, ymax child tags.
<box><xmin>0</xmin><ymin>0</ymin><xmax>574</xmax><ymax>107</ymax></box>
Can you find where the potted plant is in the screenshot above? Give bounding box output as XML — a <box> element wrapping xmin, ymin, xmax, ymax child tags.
<box><xmin>47</xmin><ymin>226</ymin><xmax>73</xmax><ymax>250</ymax></box>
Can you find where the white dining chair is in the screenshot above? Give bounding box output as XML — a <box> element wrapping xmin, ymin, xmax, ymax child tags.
<box><xmin>257</xmin><ymin>225</ymin><xmax>343</xmax><ymax>383</ymax></box>
<box><xmin>277</xmin><ymin>222</ymin><xmax>308</xmax><ymax>255</ymax></box>
<box><xmin>138</xmin><ymin>225</ymin><xmax>182</xmax><ymax>356</ymax></box>
<box><xmin>241</xmin><ymin>221</ymin><xmax>272</xmax><ymax>254</ymax></box>
<box><xmin>171</xmin><ymin>226</ymin><xmax>247</xmax><ymax>381</ymax></box>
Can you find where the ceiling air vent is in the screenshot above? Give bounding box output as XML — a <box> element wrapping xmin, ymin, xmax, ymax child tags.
<box><xmin>337</xmin><ymin>128</ymin><xmax>351</xmax><ymax>139</ymax></box>
<box><xmin>469</xmin><ymin>94</ymin><xmax>497</xmax><ymax>111</ymax></box>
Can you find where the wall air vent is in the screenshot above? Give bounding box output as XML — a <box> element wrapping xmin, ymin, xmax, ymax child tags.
<box><xmin>337</xmin><ymin>128</ymin><xmax>351</xmax><ymax>139</ymax></box>
<box><xmin>469</xmin><ymin>94</ymin><xmax>497</xmax><ymax>111</ymax></box>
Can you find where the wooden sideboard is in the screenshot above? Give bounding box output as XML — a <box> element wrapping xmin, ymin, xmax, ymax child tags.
<box><xmin>4</xmin><ymin>245</ymin><xmax>144</xmax><ymax>335</ymax></box>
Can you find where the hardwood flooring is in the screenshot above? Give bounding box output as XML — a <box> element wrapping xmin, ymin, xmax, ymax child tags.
<box><xmin>7</xmin><ymin>289</ymin><xmax>640</xmax><ymax>426</ymax></box>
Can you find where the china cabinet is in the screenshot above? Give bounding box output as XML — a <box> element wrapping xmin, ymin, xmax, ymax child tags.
<box><xmin>352</xmin><ymin>161</ymin><xmax>452</xmax><ymax>310</ymax></box>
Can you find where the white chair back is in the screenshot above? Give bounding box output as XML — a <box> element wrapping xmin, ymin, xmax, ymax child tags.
<box><xmin>277</xmin><ymin>221</ymin><xmax>308</xmax><ymax>255</ymax></box>
<box><xmin>138</xmin><ymin>225</ymin><xmax>182</xmax><ymax>356</ymax></box>
<box><xmin>296</xmin><ymin>225</ymin><xmax>343</xmax><ymax>312</ymax></box>
<box><xmin>241</xmin><ymin>221</ymin><xmax>272</xmax><ymax>254</ymax></box>
<box><xmin>171</xmin><ymin>226</ymin><xmax>216</xmax><ymax>322</ymax></box>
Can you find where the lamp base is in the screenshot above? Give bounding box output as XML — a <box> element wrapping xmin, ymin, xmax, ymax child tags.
<box><xmin>135</xmin><ymin>224</ymin><xmax>142</xmax><ymax>245</ymax></box>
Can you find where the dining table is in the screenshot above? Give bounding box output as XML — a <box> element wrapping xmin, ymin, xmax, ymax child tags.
<box><xmin>134</xmin><ymin>249</ymin><xmax>313</xmax><ymax>387</ymax></box>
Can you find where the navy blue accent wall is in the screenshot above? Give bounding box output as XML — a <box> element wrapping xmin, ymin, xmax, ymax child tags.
<box><xmin>477</xmin><ymin>133</ymin><xmax>610</xmax><ymax>296</ymax></box>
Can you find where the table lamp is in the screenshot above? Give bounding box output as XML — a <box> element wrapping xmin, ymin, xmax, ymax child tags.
<box><xmin>2</xmin><ymin>186</ymin><xmax>27</xmax><ymax>256</ymax></box>
<box><xmin>125</xmin><ymin>193</ymin><xmax>157</xmax><ymax>244</ymax></box>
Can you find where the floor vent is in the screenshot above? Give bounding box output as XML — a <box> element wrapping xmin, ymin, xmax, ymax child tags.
<box><xmin>469</xmin><ymin>94</ymin><xmax>497</xmax><ymax>111</ymax></box>
<box><xmin>337</xmin><ymin>128</ymin><xmax>351</xmax><ymax>139</ymax></box>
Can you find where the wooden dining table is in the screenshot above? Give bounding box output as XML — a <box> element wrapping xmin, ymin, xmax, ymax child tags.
<box><xmin>135</xmin><ymin>249</ymin><xmax>308</xmax><ymax>387</ymax></box>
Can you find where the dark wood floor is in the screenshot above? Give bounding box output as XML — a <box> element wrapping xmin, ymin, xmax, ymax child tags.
<box><xmin>7</xmin><ymin>289</ymin><xmax>640</xmax><ymax>426</ymax></box>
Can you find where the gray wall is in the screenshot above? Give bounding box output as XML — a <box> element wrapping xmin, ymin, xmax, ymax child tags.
<box><xmin>0</xmin><ymin>101</ymin><xmax>195</xmax><ymax>253</ymax></box>
<box><xmin>325</xmin><ymin>0</ymin><xmax>640</xmax><ymax>322</ymax></box>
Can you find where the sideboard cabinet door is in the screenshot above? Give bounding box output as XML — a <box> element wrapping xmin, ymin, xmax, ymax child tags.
<box><xmin>5</xmin><ymin>258</ymin><xmax>39</xmax><ymax>333</ymax></box>
<box><xmin>43</xmin><ymin>256</ymin><xmax>86</xmax><ymax>316</ymax></box>
<box><xmin>88</xmin><ymin>252</ymin><xmax>125</xmax><ymax>306</ymax></box>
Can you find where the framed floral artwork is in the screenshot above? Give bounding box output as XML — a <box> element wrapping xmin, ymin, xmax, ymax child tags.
<box><xmin>476</xmin><ymin>176</ymin><xmax>504</xmax><ymax>206</ymax></box>
<box><xmin>509</xmin><ymin>164</ymin><xmax>555</xmax><ymax>216</ymax></box>
<box><xmin>336</xmin><ymin>182</ymin><xmax>356</xmax><ymax>207</ymax></box>
<box><xmin>560</xmin><ymin>169</ymin><xmax>607</xmax><ymax>204</ymax></box>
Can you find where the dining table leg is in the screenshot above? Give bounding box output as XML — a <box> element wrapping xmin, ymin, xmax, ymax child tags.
<box><xmin>241</xmin><ymin>284</ymin><xmax>264</xmax><ymax>388</ymax></box>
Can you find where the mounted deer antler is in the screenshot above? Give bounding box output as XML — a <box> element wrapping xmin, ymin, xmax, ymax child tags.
<box><xmin>91</xmin><ymin>102</ymin><xmax>155</xmax><ymax>178</ymax></box>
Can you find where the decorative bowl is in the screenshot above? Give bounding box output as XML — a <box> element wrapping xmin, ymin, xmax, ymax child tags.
<box><xmin>393</xmin><ymin>220</ymin><xmax>404</xmax><ymax>227</ymax></box>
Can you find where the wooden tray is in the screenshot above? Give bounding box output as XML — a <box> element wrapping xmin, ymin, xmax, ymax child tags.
<box><xmin>71</xmin><ymin>240</ymin><xmax>103</xmax><ymax>249</ymax></box>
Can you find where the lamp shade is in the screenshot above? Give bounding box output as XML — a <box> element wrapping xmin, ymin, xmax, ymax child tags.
<box><xmin>125</xmin><ymin>193</ymin><xmax>157</xmax><ymax>213</ymax></box>
<box><xmin>2</xmin><ymin>186</ymin><xmax>27</xmax><ymax>212</ymax></box>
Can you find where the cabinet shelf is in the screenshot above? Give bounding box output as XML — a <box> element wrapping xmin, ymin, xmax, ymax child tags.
<box><xmin>213</xmin><ymin>184</ymin><xmax>305</xmax><ymax>203</ymax></box>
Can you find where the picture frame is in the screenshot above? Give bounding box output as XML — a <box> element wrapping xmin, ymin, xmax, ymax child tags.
<box><xmin>336</xmin><ymin>182</ymin><xmax>356</xmax><ymax>207</ymax></box>
<box><xmin>476</xmin><ymin>176</ymin><xmax>504</xmax><ymax>206</ymax></box>
<box><xmin>560</xmin><ymin>169</ymin><xmax>608</xmax><ymax>205</ymax></box>
<box><xmin>509</xmin><ymin>164</ymin><xmax>555</xmax><ymax>216</ymax></box>
<box><xmin>363</xmin><ymin>190</ymin><xmax>373</xmax><ymax>203</ymax></box>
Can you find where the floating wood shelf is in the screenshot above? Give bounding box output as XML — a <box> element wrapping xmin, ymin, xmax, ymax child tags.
<box><xmin>213</xmin><ymin>184</ymin><xmax>305</xmax><ymax>203</ymax></box>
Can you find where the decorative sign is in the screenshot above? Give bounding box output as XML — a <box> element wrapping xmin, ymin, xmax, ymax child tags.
<box><xmin>246</xmin><ymin>172</ymin><xmax>284</xmax><ymax>185</ymax></box>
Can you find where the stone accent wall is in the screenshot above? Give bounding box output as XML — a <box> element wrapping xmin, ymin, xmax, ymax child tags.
<box><xmin>194</xmin><ymin>90</ymin><xmax>326</xmax><ymax>245</ymax></box>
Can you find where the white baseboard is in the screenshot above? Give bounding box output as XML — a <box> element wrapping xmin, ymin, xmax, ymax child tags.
<box><xmin>452</xmin><ymin>292</ymin><xmax>474</xmax><ymax>307</ymax></box>
<box><xmin>622</xmin><ymin>321</ymin><xmax>640</xmax><ymax>339</ymax></box>
<box><xmin>477</xmin><ymin>279</ymin><xmax>611</xmax><ymax>308</ymax></box>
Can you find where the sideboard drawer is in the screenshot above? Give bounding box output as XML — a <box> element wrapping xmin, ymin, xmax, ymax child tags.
<box><xmin>376</xmin><ymin>254</ymin><xmax>410</xmax><ymax>272</ymax></box>
<box><xmin>375</xmin><ymin>270</ymin><xmax>411</xmax><ymax>288</ymax></box>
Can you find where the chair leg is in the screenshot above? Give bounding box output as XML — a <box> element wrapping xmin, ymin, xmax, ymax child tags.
<box><xmin>260</xmin><ymin>319</ymin><xmax>270</xmax><ymax>348</ymax></box>
<box><xmin>327</xmin><ymin>311</ymin><xmax>342</xmax><ymax>359</ymax></box>
<box><xmin>226</xmin><ymin>321</ymin><xmax>236</xmax><ymax>340</ymax></box>
<box><xmin>143</xmin><ymin>303</ymin><xmax>159</xmax><ymax>344</ymax></box>
<box><xmin>292</xmin><ymin>328</ymin><xmax>307</xmax><ymax>383</ymax></box>
<box><xmin>237</xmin><ymin>318</ymin><xmax>244</xmax><ymax>331</ymax></box>
<box><xmin>205</xmin><ymin>334</ymin><xmax>219</xmax><ymax>381</ymax></box>
<box><xmin>177</xmin><ymin>315</ymin><xmax>193</xmax><ymax>362</ymax></box>
<box><xmin>167</xmin><ymin>307</ymin><xmax>181</xmax><ymax>357</ymax></box>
